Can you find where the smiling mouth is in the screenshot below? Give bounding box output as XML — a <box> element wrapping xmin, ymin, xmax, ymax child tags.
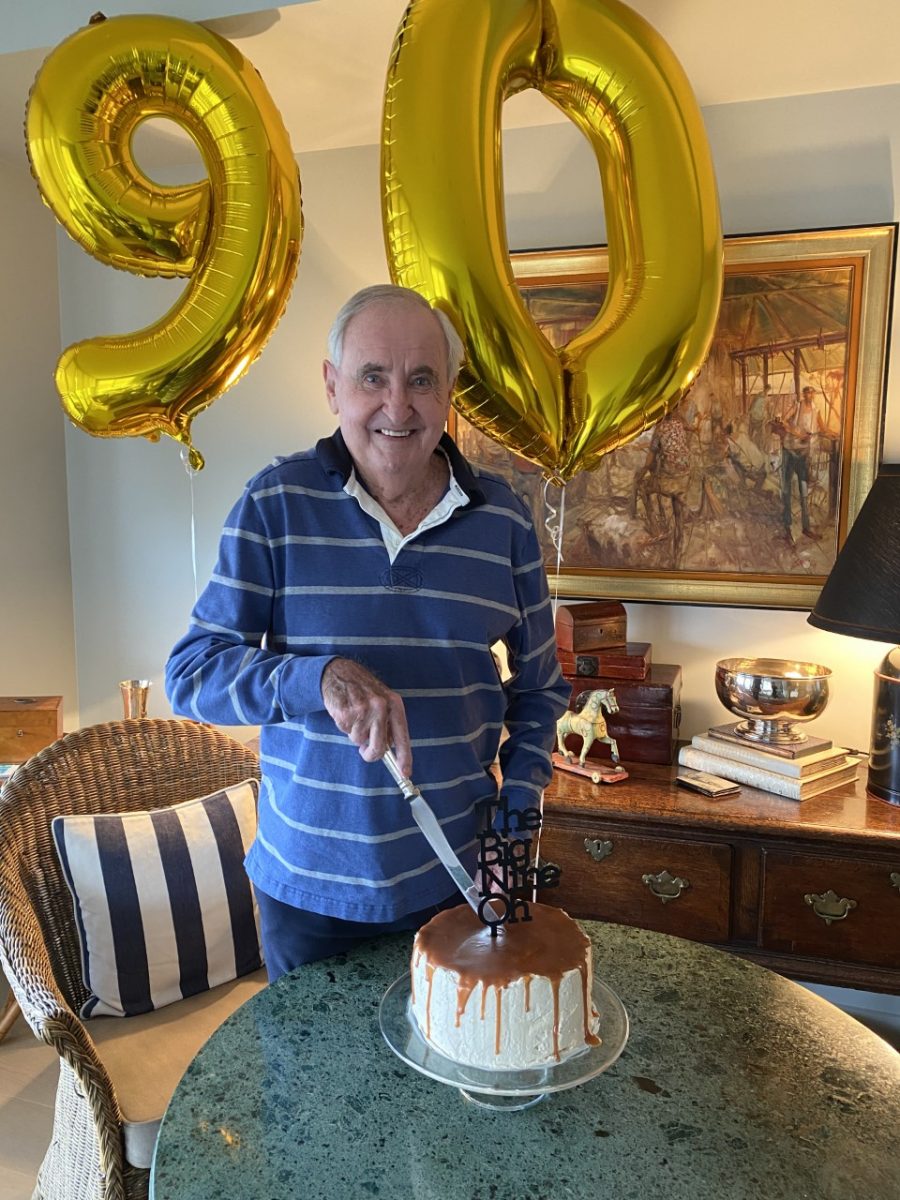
<box><xmin>375</xmin><ymin>429</ymin><xmax>413</xmax><ymax>438</ymax></box>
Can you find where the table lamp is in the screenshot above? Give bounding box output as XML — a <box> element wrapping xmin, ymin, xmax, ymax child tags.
<box><xmin>807</xmin><ymin>464</ymin><xmax>900</xmax><ymax>805</ymax></box>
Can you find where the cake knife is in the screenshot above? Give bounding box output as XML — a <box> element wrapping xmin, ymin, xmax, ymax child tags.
<box><xmin>382</xmin><ymin>749</ymin><xmax>486</xmax><ymax>920</ymax></box>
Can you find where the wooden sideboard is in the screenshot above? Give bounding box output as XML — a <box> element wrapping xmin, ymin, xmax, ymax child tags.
<box><xmin>540</xmin><ymin>757</ymin><xmax>900</xmax><ymax>993</ymax></box>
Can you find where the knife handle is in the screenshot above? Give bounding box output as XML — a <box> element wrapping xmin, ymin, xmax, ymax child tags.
<box><xmin>383</xmin><ymin>750</ymin><xmax>418</xmax><ymax>801</ymax></box>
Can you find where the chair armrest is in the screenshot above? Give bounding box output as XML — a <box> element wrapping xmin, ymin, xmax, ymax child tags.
<box><xmin>0</xmin><ymin>874</ymin><xmax>130</xmax><ymax>1192</ymax></box>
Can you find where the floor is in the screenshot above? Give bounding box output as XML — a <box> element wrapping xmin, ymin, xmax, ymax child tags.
<box><xmin>0</xmin><ymin>976</ymin><xmax>898</xmax><ymax>1200</ymax></box>
<box><xmin>802</xmin><ymin>979</ymin><xmax>900</xmax><ymax>1053</ymax></box>
<box><xmin>0</xmin><ymin>982</ymin><xmax>55</xmax><ymax>1200</ymax></box>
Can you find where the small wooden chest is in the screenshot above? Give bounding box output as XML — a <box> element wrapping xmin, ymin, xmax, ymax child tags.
<box><xmin>555</xmin><ymin>601</ymin><xmax>627</xmax><ymax>655</ymax></box>
<box><xmin>0</xmin><ymin>696</ymin><xmax>63</xmax><ymax>763</ymax></box>
<box><xmin>563</xmin><ymin>666</ymin><xmax>682</xmax><ymax>764</ymax></box>
<box><xmin>557</xmin><ymin>641</ymin><xmax>652</xmax><ymax>681</ymax></box>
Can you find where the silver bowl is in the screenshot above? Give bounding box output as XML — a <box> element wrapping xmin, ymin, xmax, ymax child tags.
<box><xmin>714</xmin><ymin>657</ymin><xmax>832</xmax><ymax>744</ymax></box>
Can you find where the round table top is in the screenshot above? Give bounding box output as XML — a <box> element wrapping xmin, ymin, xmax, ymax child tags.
<box><xmin>150</xmin><ymin>922</ymin><xmax>900</xmax><ymax>1200</ymax></box>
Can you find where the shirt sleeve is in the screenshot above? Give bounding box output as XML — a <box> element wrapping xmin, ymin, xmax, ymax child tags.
<box><xmin>496</xmin><ymin>496</ymin><xmax>571</xmax><ymax>819</ymax></box>
<box><xmin>164</xmin><ymin>483</ymin><xmax>336</xmax><ymax>726</ymax></box>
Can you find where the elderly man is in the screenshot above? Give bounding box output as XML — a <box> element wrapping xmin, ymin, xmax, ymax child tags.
<box><xmin>165</xmin><ymin>284</ymin><xmax>569</xmax><ymax>978</ymax></box>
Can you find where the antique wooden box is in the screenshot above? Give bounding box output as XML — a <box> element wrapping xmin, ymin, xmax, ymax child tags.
<box><xmin>563</xmin><ymin>665</ymin><xmax>682</xmax><ymax>764</ymax></box>
<box><xmin>0</xmin><ymin>695</ymin><xmax>63</xmax><ymax>762</ymax></box>
<box><xmin>555</xmin><ymin>601</ymin><xmax>627</xmax><ymax>655</ymax></box>
<box><xmin>557</xmin><ymin>641</ymin><xmax>652</xmax><ymax>681</ymax></box>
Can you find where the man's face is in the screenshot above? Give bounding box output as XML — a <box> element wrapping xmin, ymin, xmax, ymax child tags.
<box><xmin>323</xmin><ymin>300</ymin><xmax>453</xmax><ymax>497</ymax></box>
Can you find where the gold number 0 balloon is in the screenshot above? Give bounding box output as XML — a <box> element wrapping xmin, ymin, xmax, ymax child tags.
<box><xmin>25</xmin><ymin>14</ymin><xmax>302</xmax><ymax>469</ymax></box>
<box><xmin>382</xmin><ymin>0</ymin><xmax>723</xmax><ymax>482</ymax></box>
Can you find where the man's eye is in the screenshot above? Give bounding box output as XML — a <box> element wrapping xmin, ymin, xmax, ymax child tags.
<box><xmin>411</xmin><ymin>375</ymin><xmax>434</xmax><ymax>390</ymax></box>
<box><xmin>363</xmin><ymin>373</ymin><xmax>384</xmax><ymax>386</ymax></box>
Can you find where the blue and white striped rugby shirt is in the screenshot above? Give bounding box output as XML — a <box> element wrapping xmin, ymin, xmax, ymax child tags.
<box><xmin>166</xmin><ymin>431</ymin><xmax>570</xmax><ymax>921</ymax></box>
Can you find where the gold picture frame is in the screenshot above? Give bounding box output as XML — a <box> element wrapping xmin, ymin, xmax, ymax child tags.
<box><xmin>449</xmin><ymin>224</ymin><xmax>896</xmax><ymax>609</ymax></box>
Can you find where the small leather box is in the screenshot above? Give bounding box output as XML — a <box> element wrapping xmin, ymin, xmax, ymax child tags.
<box><xmin>0</xmin><ymin>696</ymin><xmax>63</xmax><ymax>763</ymax></box>
<box><xmin>557</xmin><ymin>641</ymin><xmax>652</xmax><ymax>681</ymax></box>
<box><xmin>563</xmin><ymin>666</ymin><xmax>682</xmax><ymax>764</ymax></box>
<box><xmin>555</xmin><ymin>601</ymin><xmax>627</xmax><ymax>655</ymax></box>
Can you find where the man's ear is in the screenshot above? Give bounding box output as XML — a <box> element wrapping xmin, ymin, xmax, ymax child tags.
<box><xmin>323</xmin><ymin>360</ymin><xmax>339</xmax><ymax>414</ymax></box>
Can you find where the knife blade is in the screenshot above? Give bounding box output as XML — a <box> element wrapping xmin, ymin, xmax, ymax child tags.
<box><xmin>382</xmin><ymin>750</ymin><xmax>489</xmax><ymax>920</ymax></box>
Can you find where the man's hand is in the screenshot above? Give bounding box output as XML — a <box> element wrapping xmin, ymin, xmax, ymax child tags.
<box><xmin>321</xmin><ymin>658</ymin><xmax>412</xmax><ymax>777</ymax></box>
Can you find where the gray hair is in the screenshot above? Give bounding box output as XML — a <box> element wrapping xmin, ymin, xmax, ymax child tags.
<box><xmin>326</xmin><ymin>284</ymin><xmax>465</xmax><ymax>381</ymax></box>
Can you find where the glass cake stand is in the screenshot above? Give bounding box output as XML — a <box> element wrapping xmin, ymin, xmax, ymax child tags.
<box><xmin>379</xmin><ymin>974</ymin><xmax>629</xmax><ymax>1111</ymax></box>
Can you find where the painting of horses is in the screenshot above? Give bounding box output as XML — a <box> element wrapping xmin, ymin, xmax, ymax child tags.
<box><xmin>448</xmin><ymin>226</ymin><xmax>894</xmax><ymax>609</ymax></box>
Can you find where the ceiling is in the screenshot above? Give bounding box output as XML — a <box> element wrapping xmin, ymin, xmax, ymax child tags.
<box><xmin>2</xmin><ymin>0</ymin><xmax>900</xmax><ymax>167</ymax></box>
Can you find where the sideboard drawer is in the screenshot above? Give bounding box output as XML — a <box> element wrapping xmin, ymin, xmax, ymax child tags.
<box><xmin>540</xmin><ymin>824</ymin><xmax>732</xmax><ymax>943</ymax></box>
<box><xmin>760</xmin><ymin>849</ymin><xmax>900</xmax><ymax>969</ymax></box>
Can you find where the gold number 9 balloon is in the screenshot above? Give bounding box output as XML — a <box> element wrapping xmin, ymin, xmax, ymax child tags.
<box><xmin>25</xmin><ymin>14</ymin><xmax>302</xmax><ymax>469</ymax></box>
<box><xmin>383</xmin><ymin>0</ymin><xmax>723</xmax><ymax>481</ymax></box>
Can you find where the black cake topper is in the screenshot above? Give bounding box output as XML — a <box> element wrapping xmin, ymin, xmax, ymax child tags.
<box><xmin>475</xmin><ymin>794</ymin><xmax>561</xmax><ymax>937</ymax></box>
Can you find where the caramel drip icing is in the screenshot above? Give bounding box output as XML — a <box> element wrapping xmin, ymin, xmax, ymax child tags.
<box><xmin>552</xmin><ymin>976</ymin><xmax>560</xmax><ymax>1060</ymax></box>
<box><xmin>413</xmin><ymin>903</ymin><xmax>595</xmax><ymax>1058</ymax></box>
<box><xmin>424</xmin><ymin>962</ymin><xmax>435</xmax><ymax>1039</ymax></box>
<box><xmin>580</xmin><ymin>960</ymin><xmax>601</xmax><ymax>1046</ymax></box>
<box><xmin>494</xmin><ymin>985</ymin><xmax>502</xmax><ymax>1055</ymax></box>
<box><xmin>523</xmin><ymin>975</ymin><xmax>531</xmax><ymax>1012</ymax></box>
<box><xmin>455</xmin><ymin>982</ymin><xmax>475</xmax><ymax>1028</ymax></box>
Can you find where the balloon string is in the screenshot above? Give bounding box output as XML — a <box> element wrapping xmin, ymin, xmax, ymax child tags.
<box><xmin>537</xmin><ymin>479</ymin><xmax>566</xmax><ymax>878</ymax></box>
<box><xmin>181</xmin><ymin>447</ymin><xmax>200</xmax><ymax>603</ymax></box>
<box><xmin>542</xmin><ymin>478</ymin><xmax>566</xmax><ymax>623</ymax></box>
<box><xmin>189</xmin><ymin>469</ymin><xmax>199</xmax><ymax>603</ymax></box>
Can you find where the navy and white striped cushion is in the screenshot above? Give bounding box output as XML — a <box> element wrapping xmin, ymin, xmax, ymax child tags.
<box><xmin>51</xmin><ymin>779</ymin><xmax>263</xmax><ymax>1018</ymax></box>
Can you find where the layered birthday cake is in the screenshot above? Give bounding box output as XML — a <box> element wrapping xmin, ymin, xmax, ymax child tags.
<box><xmin>410</xmin><ymin>902</ymin><xmax>600</xmax><ymax>1070</ymax></box>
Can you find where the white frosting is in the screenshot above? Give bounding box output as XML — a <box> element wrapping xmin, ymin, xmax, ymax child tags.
<box><xmin>410</xmin><ymin>953</ymin><xmax>600</xmax><ymax>1070</ymax></box>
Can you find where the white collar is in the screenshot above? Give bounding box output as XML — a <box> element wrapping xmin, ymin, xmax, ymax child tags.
<box><xmin>343</xmin><ymin>451</ymin><xmax>469</xmax><ymax>563</ymax></box>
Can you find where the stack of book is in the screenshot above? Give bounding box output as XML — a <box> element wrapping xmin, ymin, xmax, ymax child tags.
<box><xmin>678</xmin><ymin>724</ymin><xmax>862</xmax><ymax>800</ymax></box>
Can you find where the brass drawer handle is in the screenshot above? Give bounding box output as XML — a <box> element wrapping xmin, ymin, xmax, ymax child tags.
<box><xmin>804</xmin><ymin>889</ymin><xmax>858</xmax><ymax>925</ymax></box>
<box><xmin>642</xmin><ymin>869</ymin><xmax>689</xmax><ymax>903</ymax></box>
<box><xmin>584</xmin><ymin>838</ymin><xmax>613</xmax><ymax>862</ymax></box>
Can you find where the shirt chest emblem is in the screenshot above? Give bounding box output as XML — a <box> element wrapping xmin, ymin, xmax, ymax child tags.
<box><xmin>381</xmin><ymin>565</ymin><xmax>423</xmax><ymax>592</ymax></box>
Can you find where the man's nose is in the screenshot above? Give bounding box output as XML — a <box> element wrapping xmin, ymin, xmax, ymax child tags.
<box><xmin>382</xmin><ymin>380</ymin><xmax>415</xmax><ymax>413</ymax></box>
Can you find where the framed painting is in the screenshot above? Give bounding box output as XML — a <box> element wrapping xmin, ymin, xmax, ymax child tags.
<box><xmin>448</xmin><ymin>224</ymin><xmax>896</xmax><ymax>609</ymax></box>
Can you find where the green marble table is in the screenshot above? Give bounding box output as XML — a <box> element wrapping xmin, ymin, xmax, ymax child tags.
<box><xmin>150</xmin><ymin>923</ymin><xmax>900</xmax><ymax>1200</ymax></box>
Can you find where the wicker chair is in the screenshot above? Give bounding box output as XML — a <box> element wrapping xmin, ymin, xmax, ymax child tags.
<box><xmin>0</xmin><ymin>719</ymin><xmax>263</xmax><ymax>1200</ymax></box>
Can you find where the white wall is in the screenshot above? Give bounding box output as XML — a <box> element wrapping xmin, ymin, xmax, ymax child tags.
<box><xmin>0</xmin><ymin>153</ymin><xmax>77</xmax><ymax>726</ymax></box>
<box><xmin>3</xmin><ymin>0</ymin><xmax>311</xmax><ymax>56</ymax></box>
<box><xmin>55</xmin><ymin>83</ymin><xmax>900</xmax><ymax>751</ymax></box>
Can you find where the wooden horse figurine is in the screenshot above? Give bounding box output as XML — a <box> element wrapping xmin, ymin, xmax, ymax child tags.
<box><xmin>556</xmin><ymin>688</ymin><xmax>620</xmax><ymax>767</ymax></box>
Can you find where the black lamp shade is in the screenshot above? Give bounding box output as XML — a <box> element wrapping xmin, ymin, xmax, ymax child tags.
<box><xmin>808</xmin><ymin>464</ymin><xmax>900</xmax><ymax>642</ymax></box>
<box><xmin>809</xmin><ymin>465</ymin><xmax>900</xmax><ymax>805</ymax></box>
